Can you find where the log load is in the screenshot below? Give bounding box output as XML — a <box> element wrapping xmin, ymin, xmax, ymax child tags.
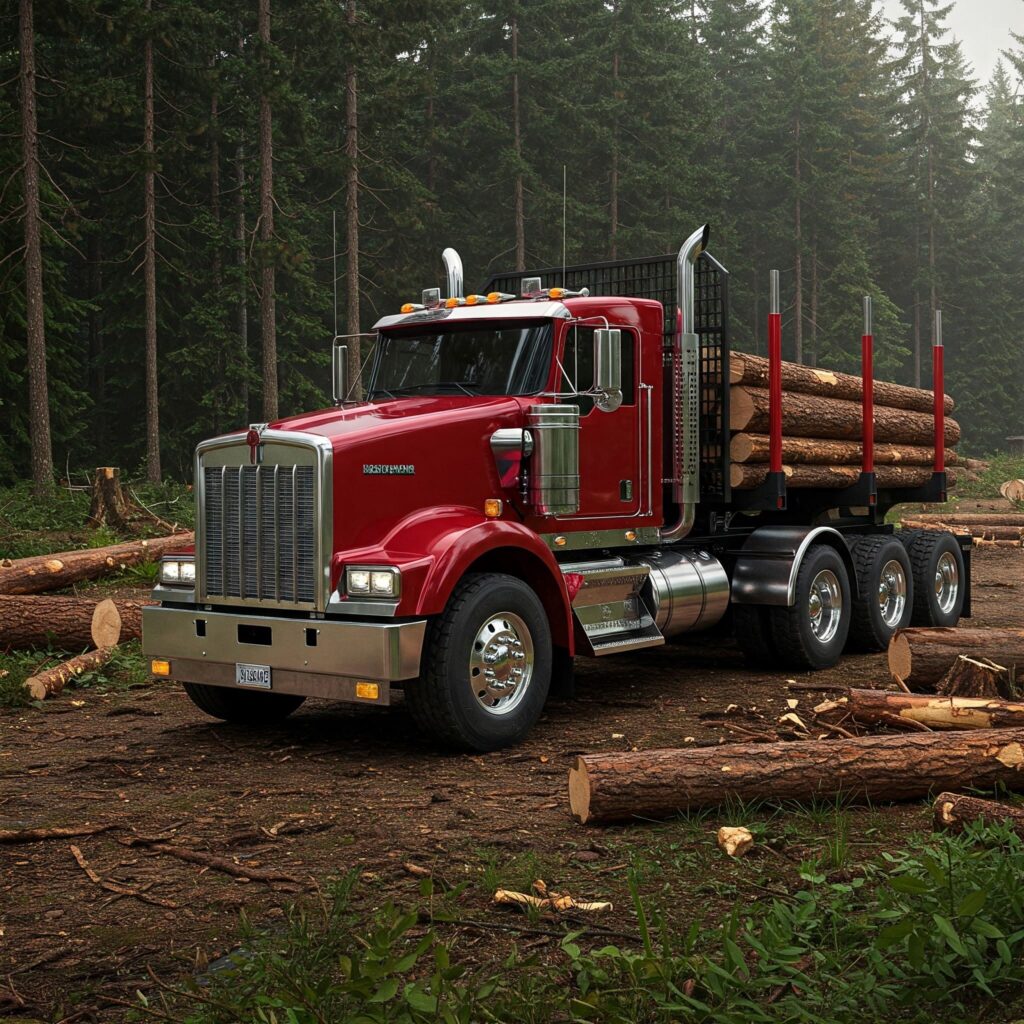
<box><xmin>933</xmin><ymin>792</ymin><xmax>1024</xmax><ymax>837</ymax></box>
<box><xmin>731</xmin><ymin>463</ymin><xmax>953</xmax><ymax>492</ymax></box>
<box><xmin>0</xmin><ymin>595</ymin><xmax>151</xmax><ymax>651</ymax></box>
<box><xmin>842</xmin><ymin>688</ymin><xmax>1024</xmax><ymax>730</ymax></box>
<box><xmin>567</xmin><ymin>730</ymin><xmax>1024</xmax><ymax>824</ymax></box>
<box><xmin>730</xmin><ymin>434</ymin><xmax>955</xmax><ymax>467</ymax></box>
<box><xmin>728</xmin><ymin>352</ymin><xmax>955</xmax><ymax>416</ymax></box>
<box><xmin>24</xmin><ymin>647</ymin><xmax>113</xmax><ymax>700</ymax></box>
<box><xmin>0</xmin><ymin>532</ymin><xmax>193</xmax><ymax>596</ymax></box>
<box><xmin>889</xmin><ymin>628</ymin><xmax>1024</xmax><ymax>691</ymax></box>
<box><xmin>730</xmin><ymin>386</ymin><xmax>961</xmax><ymax>446</ymax></box>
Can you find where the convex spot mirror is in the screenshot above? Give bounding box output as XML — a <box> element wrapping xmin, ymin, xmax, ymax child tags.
<box><xmin>594</xmin><ymin>328</ymin><xmax>623</xmax><ymax>413</ymax></box>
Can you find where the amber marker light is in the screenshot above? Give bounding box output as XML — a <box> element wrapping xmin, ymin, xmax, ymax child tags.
<box><xmin>151</xmin><ymin>659</ymin><xmax>171</xmax><ymax>677</ymax></box>
<box><xmin>445</xmin><ymin>297</ymin><xmax>460</xmax><ymax>308</ymax></box>
<box><xmin>484</xmin><ymin>498</ymin><xmax>503</xmax><ymax>518</ymax></box>
<box><xmin>355</xmin><ymin>682</ymin><xmax>380</xmax><ymax>700</ymax></box>
<box><xmin>486</xmin><ymin>292</ymin><xmax>501</xmax><ymax>303</ymax></box>
<box><xmin>625</xmin><ymin>530</ymin><xmax>637</xmax><ymax>542</ymax></box>
<box><xmin>554</xmin><ymin>535</ymin><xmax>567</xmax><ymax>547</ymax></box>
<box><xmin>548</xmin><ymin>287</ymin><xmax>565</xmax><ymax>299</ymax></box>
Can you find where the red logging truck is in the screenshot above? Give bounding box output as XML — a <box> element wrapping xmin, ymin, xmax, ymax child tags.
<box><xmin>143</xmin><ymin>226</ymin><xmax>969</xmax><ymax>750</ymax></box>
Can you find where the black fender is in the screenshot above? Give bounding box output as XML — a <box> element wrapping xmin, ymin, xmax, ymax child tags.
<box><xmin>730</xmin><ymin>526</ymin><xmax>856</xmax><ymax>607</ymax></box>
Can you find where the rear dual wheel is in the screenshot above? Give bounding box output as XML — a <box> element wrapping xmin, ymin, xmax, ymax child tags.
<box><xmin>847</xmin><ymin>536</ymin><xmax>913</xmax><ymax>651</ymax></box>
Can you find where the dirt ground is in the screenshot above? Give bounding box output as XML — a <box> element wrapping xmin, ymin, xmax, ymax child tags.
<box><xmin>1</xmin><ymin>545</ymin><xmax>1022</xmax><ymax>1022</ymax></box>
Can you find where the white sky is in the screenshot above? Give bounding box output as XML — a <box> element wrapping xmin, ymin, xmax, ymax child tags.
<box><xmin>877</xmin><ymin>0</ymin><xmax>1024</xmax><ymax>86</ymax></box>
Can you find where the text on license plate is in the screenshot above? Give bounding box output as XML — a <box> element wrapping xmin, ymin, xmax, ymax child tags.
<box><xmin>235</xmin><ymin>663</ymin><xmax>272</xmax><ymax>689</ymax></box>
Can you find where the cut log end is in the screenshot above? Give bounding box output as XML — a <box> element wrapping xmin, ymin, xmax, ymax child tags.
<box><xmin>90</xmin><ymin>598</ymin><xmax>123</xmax><ymax>649</ymax></box>
<box><xmin>888</xmin><ymin>632</ymin><xmax>912</xmax><ymax>686</ymax></box>
<box><xmin>568</xmin><ymin>759</ymin><xmax>591</xmax><ymax>824</ymax></box>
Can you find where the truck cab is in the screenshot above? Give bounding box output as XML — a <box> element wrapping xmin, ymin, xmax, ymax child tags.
<box><xmin>143</xmin><ymin>227</ymin><xmax>969</xmax><ymax>750</ymax></box>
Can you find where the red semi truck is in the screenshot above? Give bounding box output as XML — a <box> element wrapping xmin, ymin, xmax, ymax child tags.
<box><xmin>143</xmin><ymin>226</ymin><xmax>969</xmax><ymax>750</ymax></box>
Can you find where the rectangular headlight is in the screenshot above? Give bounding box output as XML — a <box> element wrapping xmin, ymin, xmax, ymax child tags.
<box><xmin>159</xmin><ymin>558</ymin><xmax>195</xmax><ymax>586</ymax></box>
<box><xmin>346</xmin><ymin>566</ymin><xmax>400</xmax><ymax>598</ymax></box>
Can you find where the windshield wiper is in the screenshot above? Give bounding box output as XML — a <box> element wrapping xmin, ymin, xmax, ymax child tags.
<box><xmin>382</xmin><ymin>381</ymin><xmax>479</xmax><ymax>397</ymax></box>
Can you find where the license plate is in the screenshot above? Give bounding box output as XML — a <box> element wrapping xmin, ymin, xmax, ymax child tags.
<box><xmin>235</xmin><ymin>663</ymin><xmax>272</xmax><ymax>689</ymax></box>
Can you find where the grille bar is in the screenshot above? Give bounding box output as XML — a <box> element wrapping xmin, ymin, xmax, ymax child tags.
<box><xmin>203</xmin><ymin>463</ymin><xmax>317</xmax><ymax>605</ymax></box>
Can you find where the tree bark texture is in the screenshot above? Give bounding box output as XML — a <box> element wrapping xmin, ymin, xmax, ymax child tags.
<box><xmin>511</xmin><ymin>11</ymin><xmax>524</xmax><ymax>271</ymax></box>
<box><xmin>902</xmin><ymin>513</ymin><xmax>1024</xmax><ymax>527</ymax></box>
<box><xmin>344</xmin><ymin>0</ymin><xmax>362</xmax><ymax>398</ymax></box>
<box><xmin>86</xmin><ymin>467</ymin><xmax>131</xmax><ymax>530</ymax></box>
<box><xmin>0</xmin><ymin>533</ymin><xmax>193</xmax><ymax>595</ymax></box>
<box><xmin>727</xmin><ymin>353</ymin><xmax>954</xmax><ymax>414</ymax></box>
<box><xmin>889</xmin><ymin>628</ymin><xmax>1024</xmax><ymax>690</ymax></box>
<box><xmin>901</xmin><ymin>520</ymin><xmax>1023</xmax><ymax>542</ymax></box>
<box><xmin>24</xmin><ymin>647</ymin><xmax>113</xmax><ymax>700</ymax></box>
<box><xmin>258</xmin><ymin>0</ymin><xmax>278</xmax><ymax>420</ymax></box>
<box><xmin>235</xmin><ymin>138</ymin><xmax>248</xmax><ymax>421</ymax></box>
<box><xmin>143</xmin><ymin>0</ymin><xmax>160</xmax><ymax>482</ymax></box>
<box><xmin>568</xmin><ymin>730</ymin><xmax>1024</xmax><ymax>825</ymax></box>
<box><xmin>935</xmin><ymin>655</ymin><xmax>1014</xmax><ymax>699</ymax></box>
<box><xmin>730</xmin><ymin>386</ymin><xmax>961</xmax><ymax>445</ymax></box>
<box><xmin>20</xmin><ymin>0</ymin><xmax>53</xmax><ymax>496</ymax></box>
<box><xmin>844</xmin><ymin>688</ymin><xmax>1024</xmax><ymax>730</ymax></box>
<box><xmin>933</xmin><ymin>792</ymin><xmax>1024</xmax><ymax>837</ymax></box>
<box><xmin>0</xmin><ymin>595</ymin><xmax>149</xmax><ymax>650</ymax></box>
<box><xmin>731</xmin><ymin>434</ymin><xmax>953</xmax><ymax>467</ymax></box>
<box><xmin>731</xmin><ymin>462</ymin><xmax>952</xmax><ymax>491</ymax></box>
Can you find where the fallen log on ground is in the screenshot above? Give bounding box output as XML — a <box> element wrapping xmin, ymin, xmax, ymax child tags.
<box><xmin>901</xmin><ymin>520</ymin><xmax>1023</xmax><ymax>541</ymax></box>
<box><xmin>0</xmin><ymin>824</ymin><xmax>113</xmax><ymax>844</ymax></box>
<box><xmin>0</xmin><ymin>532</ymin><xmax>192</xmax><ymax>595</ymax></box>
<box><xmin>567</xmin><ymin>730</ymin><xmax>1024</xmax><ymax>824</ymax></box>
<box><xmin>731</xmin><ymin>463</ymin><xmax>953</xmax><ymax>491</ymax></box>
<box><xmin>888</xmin><ymin>628</ymin><xmax>1024</xmax><ymax>690</ymax></box>
<box><xmin>23</xmin><ymin>647</ymin><xmax>113</xmax><ymax>700</ymax></box>
<box><xmin>902</xmin><ymin>513</ymin><xmax>1024</xmax><ymax>527</ymax></box>
<box><xmin>933</xmin><ymin>792</ymin><xmax>1024</xmax><ymax>836</ymax></box>
<box><xmin>730</xmin><ymin>434</ymin><xmax>953</xmax><ymax>466</ymax></box>
<box><xmin>727</xmin><ymin>352</ymin><xmax>954</xmax><ymax>415</ymax></box>
<box><xmin>843</xmin><ymin>688</ymin><xmax>1024</xmax><ymax>730</ymax></box>
<box><xmin>730</xmin><ymin>386</ymin><xmax>961</xmax><ymax>446</ymax></box>
<box><xmin>0</xmin><ymin>595</ymin><xmax>151</xmax><ymax>650</ymax></box>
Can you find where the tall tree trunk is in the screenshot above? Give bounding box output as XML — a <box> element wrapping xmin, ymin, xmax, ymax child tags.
<box><xmin>809</xmin><ymin>232</ymin><xmax>818</xmax><ymax>367</ymax></box>
<box><xmin>87</xmin><ymin>233</ymin><xmax>104</xmax><ymax>453</ymax></box>
<box><xmin>20</xmin><ymin>0</ymin><xmax>52</xmax><ymax>496</ymax></box>
<box><xmin>792</xmin><ymin>114</ymin><xmax>803</xmax><ymax>365</ymax></box>
<box><xmin>210</xmin><ymin>77</ymin><xmax>222</xmax><ymax>434</ymax></box>
<box><xmin>258</xmin><ymin>0</ymin><xmax>278</xmax><ymax>421</ymax></box>
<box><xmin>511</xmin><ymin>11</ymin><xmax>525</xmax><ymax>271</ymax></box>
<box><xmin>344</xmin><ymin>0</ymin><xmax>362</xmax><ymax>398</ymax></box>
<box><xmin>921</xmin><ymin>2</ymin><xmax>937</xmax><ymax>348</ymax></box>
<box><xmin>143</xmin><ymin>0</ymin><xmax>160</xmax><ymax>482</ymax></box>
<box><xmin>236</xmin><ymin>141</ymin><xmax>248</xmax><ymax>422</ymax></box>
<box><xmin>609</xmin><ymin>11</ymin><xmax>619</xmax><ymax>261</ymax></box>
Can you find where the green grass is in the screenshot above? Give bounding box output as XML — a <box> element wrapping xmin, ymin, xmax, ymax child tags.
<box><xmin>955</xmin><ymin>452</ymin><xmax>1024</xmax><ymax>503</ymax></box>
<box><xmin>141</xmin><ymin>823</ymin><xmax>1024</xmax><ymax>1024</ymax></box>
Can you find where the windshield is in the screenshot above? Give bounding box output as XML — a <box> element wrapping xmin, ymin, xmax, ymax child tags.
<box><xmin>368</xmin><ymin>320</ymin><xmax>553</xmax><ymax>398</ymax></box>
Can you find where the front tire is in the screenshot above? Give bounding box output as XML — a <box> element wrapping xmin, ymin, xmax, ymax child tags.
<box><xmin>847</xmin><ymin>536</ymin><xmax>914</xmax><ymax>651</ymax></box>
<box><xmin>182</xmin><ymin>682</ymin><xmax>306</xmax><ymax>724</ymax></box>
<box><xmin>905</xmin><ymin>531</ymin><xmax>965</xmax><ymax>627</ymax></box>
<box><xmin>769</xmin><ymin>545</ymin><xmax>852</xmax><ymax>670</ymax></box>
<box><xmin>404</xmin><ymin>573</ymin><xmax>552</xmax><ymax>751</ymax></box>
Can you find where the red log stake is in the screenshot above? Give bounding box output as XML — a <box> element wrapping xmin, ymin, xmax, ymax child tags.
<box><xmin>768</xmin><ymin>270</ymin><xmax>782</xmax><ymax>506</ymax></box>
<box><xmin>933</xmin><ymin>310</ymin><xmax>945</xmax><ymax>474</ymax></box>
<box><xmin>862</xmin><ymin>295</ymin><xmax>874</xmax><ymax>474</ymax></box>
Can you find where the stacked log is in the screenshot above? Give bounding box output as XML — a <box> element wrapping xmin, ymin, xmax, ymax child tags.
<box><xmin>900</xmin><ymin>512</ymin><xmax>1024</xmax><ymax>546</ymax></box>
<box><xmin>727</xmin><ymin>352</ymin><xmax>958</xmax><ymax>491</ymax></box>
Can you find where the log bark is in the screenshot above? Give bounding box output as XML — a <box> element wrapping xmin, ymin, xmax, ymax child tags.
<box><xmin>0</xmin><ymin>532</ymin><xmax>193</xmax><ymax>595</ymax></box>
<box><xmin>0</xmin><ymin>595</ymin><xmax>150</xmax><ymax>650</ymax></box>
<box><xmin>728</xmin><ymin>351</ymin><xmax>954</xmax><ymax>415</ymax></box>
<box><xmin>933</xmin><ymin>792</ymin><xmax>1024</xmax><ymax>836</ymax></box>
<box><xmin>844</xmin><ymin>688</ymin><xmax>1024</xmax><ymax>730</ymax></box>
<box><xmin>567</xmin><ymin>729</ymin><xmax>1024</xmax><ymax>824</ymax></box>
<box><xmin>730</xmin><ymin>386</ymin><xmax>961</xmax><ymax>446</ymax></box>
<box><xmin>902</xmin><ymin>513</ymin><xmax>1024</xmax><ymax>527</ymax></box>
<box><xmin>731</xmin><ymin>463</ymin><xmax>951</xmax><ymax>491</ymax></box>
<box><xmin>889</xmin><ymin>628</ymin><xmax>1024</xmax><ymax>690</ymax></box>
<box><xmin>24</xmin><ymin>647</ymin><xmax>113</xmax><ymax>700</ymax></box>
<box><xmin>936</xmin><ymin>655</ymin><xmax>1013</xmax><ymax>699</ymax></box>
<box><xmin>86</xmin><ymin>467</ymin><xmax>131</xmax><ymax>530</ymax></box>
<box><xmin>901</xmin><ymin>519</ymin><xmax>1023</xmax><ymax>541</ymax></box>
<box><xmin>730</xmin><ymin>433</ymin><xmax>953</xmax><ymax>467</ymax></box>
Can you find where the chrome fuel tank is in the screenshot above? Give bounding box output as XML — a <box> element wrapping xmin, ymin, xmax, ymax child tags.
<box><xmin>631</xmin><ymin>548</ymin><xmax>730</xmax><ymax>636</ymax></box>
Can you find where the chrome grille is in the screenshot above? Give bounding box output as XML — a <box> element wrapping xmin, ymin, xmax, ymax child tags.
<box><xmin>202</xmin><ymin>464</ymin><xmax>317</xmax><ymax>604</ymax></box>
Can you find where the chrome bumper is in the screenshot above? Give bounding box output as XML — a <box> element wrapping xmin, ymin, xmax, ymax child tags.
<box><xmin>142</xmin><ymin>606</ymin><xmax>426</xmax><ymax>703</ymax></box>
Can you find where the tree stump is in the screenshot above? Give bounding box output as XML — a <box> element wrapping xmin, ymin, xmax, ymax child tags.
<box><xmin>87</xmin><ymin>467</ymin><xmax>131</xmax><ymax>530</ymax></box>
<box><xmin>936</xmin><ymin>655</ymin><xmax>1013</xmax><ymax>699</ymax></box>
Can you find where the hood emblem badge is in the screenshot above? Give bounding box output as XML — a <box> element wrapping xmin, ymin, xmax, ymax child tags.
<box><xmin>246</xmin><ymin>423</ymin><xmax>268</xmax><ymax>465</ymax></box>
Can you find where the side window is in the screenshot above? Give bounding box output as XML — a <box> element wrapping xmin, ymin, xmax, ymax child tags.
<box><xmin>561</xmin><ymin>327</ymin><xmax>635</xmax><ymax>415</ymax></box>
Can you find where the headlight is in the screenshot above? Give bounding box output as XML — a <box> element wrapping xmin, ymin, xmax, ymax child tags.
<box><xmin>159</xmin><ymin>557</ymin><xmax>195</xmax><ymax>586</ymax></box>
<box><xmin>346</xmin><ymin>566</ymin><xmax>400</xmax><ymax>598</ymax></box>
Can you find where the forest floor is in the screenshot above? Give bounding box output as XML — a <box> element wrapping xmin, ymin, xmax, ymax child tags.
<box><xmin>1</xmin><ymin>536</ymin><xmax>1023</xmax><ymax>1020</ymax></box>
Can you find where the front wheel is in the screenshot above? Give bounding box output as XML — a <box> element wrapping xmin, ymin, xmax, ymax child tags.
<box><xmin>404</xmin><ymin>573</ymin><xmax>552</xmax><ymax>751</ymax></box>
<box><xmin>182</xmin><ymin>682</ymin><xmax>306</xmax><ymax>724</ymax></box>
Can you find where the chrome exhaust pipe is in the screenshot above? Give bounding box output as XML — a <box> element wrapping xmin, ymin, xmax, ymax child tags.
<box><xmin>661</xmin><ymin>224</ymin><xmax>709</xmax><ymax>543</ymax></box>
<box><xmin>442</xmin><ymin>247</ymin><xmax>464</xmax><ymax>300</ymax></box>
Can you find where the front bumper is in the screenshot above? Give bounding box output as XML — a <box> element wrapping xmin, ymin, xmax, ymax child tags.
<box><xmin>142</xmin><ymin>605</ymin><xmax>427</xmax><ymax>705</ymax></box>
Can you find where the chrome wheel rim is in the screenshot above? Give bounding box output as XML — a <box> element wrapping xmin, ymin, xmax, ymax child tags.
<box><xmin>808</xmin><ymin>569</ymin><xmax>842</xmax><ymax>644</ymax></box>
<box><xmin>469</xmin><ymin>612</ymin><xmax>534</xmax><ymax>716</ymax></box>
<box><xmin>877</xmin><ymin>559</ymin><xmax>908</xmax><ymax>628</ymax></box>
<box><xmin>935</xmin><ymin>552</ymin><xmax>960</xmax><ymax>615</ymax></box>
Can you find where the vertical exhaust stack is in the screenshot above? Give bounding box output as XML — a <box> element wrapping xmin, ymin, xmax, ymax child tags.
<box><xmin>661</xmin><ymin>224</ymin><xmax>710</xmax><ymax>543</ymax></box>
<box><xmin>442</xmin><ymin>247</ymin><xmax>464</xmax><ymax>301</ymax></box>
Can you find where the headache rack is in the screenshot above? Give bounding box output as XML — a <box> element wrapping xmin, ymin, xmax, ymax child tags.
<box><xmin>484</xmin><ymin>251</ymin><xmax>731</xmax><ymax>505</ymax></box>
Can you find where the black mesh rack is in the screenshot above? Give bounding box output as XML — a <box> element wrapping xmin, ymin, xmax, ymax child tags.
<box><xmin>483</xmin><ymin>251</ymin><xmax>731</xmax><ymax>504</ymax></box>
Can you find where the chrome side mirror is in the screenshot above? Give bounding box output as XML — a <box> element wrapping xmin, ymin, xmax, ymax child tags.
<box><xmin>332</xmin><ymin>340</ymin><xmax>349</xmax><ymax>406</ymax></box>
<box><xmin>594</xmin><ymin>328</ymin><xmax>623</xmax><ymax>413</ymax></box>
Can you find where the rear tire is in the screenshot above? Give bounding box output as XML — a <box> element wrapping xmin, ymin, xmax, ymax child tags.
<box><xmin>733</xmin><ymin>605</ymin><xmax>780</xmax><ymax>668</ymax></box>
<box><xmin>905</xmin><ymin>531</ymin><xmax>965</xmax><ymax>627</ymax></box>
<box><xmin>182</xmin><ymin>682</ymin><xmax>306</xmax><ymax>724</ymax></box>
<box><xmin>847</xmin><ymin>536</ymin><xmax>914</xmax><ymax>651</ymax></box>
<box><xmin>769</xmin><ymin>545</ymin><xmax>851</xmax><ymax>670</ymax></box>
<box><xmin>404</xmin><ymin>573</ymin><xmax>552</xmax><ymax>751</ymax></box>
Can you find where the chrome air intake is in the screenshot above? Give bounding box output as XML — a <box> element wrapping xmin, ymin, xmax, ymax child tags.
<box><xmin>631</xmin><ymin>548</ymin><xmax>729</xmax><ymax>635</ymax></box>
<box><xmin>526</xmin><ymin>404</ymin><xmax>580</xmax><ymax>515</ymax></box>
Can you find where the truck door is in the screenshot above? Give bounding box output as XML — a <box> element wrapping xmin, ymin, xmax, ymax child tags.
<box><xmin>559</xmin><ymin>325</ymin><xmax>642</xmax><ymax>519</ymax></box>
